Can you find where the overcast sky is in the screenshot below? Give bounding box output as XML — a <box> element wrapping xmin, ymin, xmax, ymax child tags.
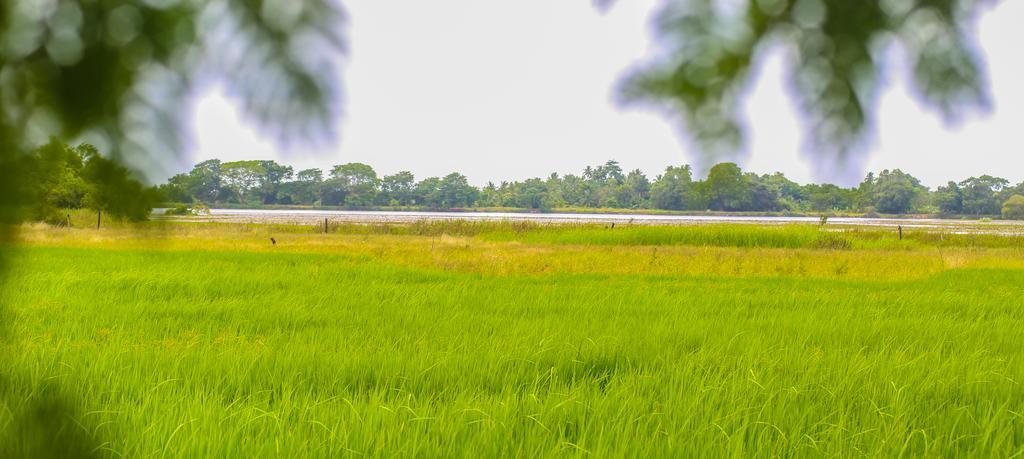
<box><xmin>186</xmin><ymin>0</ymin><xmax>1023</xmax><ymax>188</ymax></box>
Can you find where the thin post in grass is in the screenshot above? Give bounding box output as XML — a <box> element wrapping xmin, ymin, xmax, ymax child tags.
<box><xmin>898</xmin><ymin>225</ymin><xmax>903</xmax><ymax>240</ymax></box>
<box><xmin>324</xmin><ymin>217</ymin><xmax>328</xmax><ymax>234</ymax></box>
<box><xmin>96</xmin><ymin>210</ymin><xmax>101</xmax><ymax>229</ymax></box>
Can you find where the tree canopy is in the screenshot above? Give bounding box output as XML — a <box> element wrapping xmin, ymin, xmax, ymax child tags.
<box><xmin>160</xmin><ymin>157</ymin><xmax>1024</xmax><ymax>217</ymax></box>
<box><xmin>1002</xmin><ymin>195</ymin><xmax>1024</xmax><ymax>220</ymax></box>
<box><xmin>0</xmin><ymin>0</ymin><xmax>345</xmax><ymax>160</ymax></box>
<box><xmin>1</xmin><ymin>0</ymin><xmax>347</xmax><ymax>242</ymax></box>
<box><xmin>8</xmin><ymin>139</ymin><xmax>158</xmax><ymax>225</ymax></box>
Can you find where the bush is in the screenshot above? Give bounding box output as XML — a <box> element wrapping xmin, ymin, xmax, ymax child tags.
<box><xmin>163</xmin><ymin>204</ymin><xmax>211</xmax><ymax>216</ymax></box>
<box><xmin>1002</xmin><ymin>195</ymin><xmax>1024</xmax><ymax>220</ymax></box>
<box><xmin>42</xmin><ymin>211</ymin><xmax>72</xmax><ymax>227</ymax></box>
<box><xmin>164</xmin><ymin>205</ymin><xmax>190</xmax><ymax>216</ymax></box>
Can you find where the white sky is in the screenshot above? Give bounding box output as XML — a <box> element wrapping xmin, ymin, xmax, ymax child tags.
<box><xmin>186</xmin><ymin>0</ymin><xmax>1023</xmax><ymax>188</ymax></box>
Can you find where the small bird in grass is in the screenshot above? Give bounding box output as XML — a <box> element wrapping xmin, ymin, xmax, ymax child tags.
<box><xmin>270</xmin><ymin>237</ymin><xmax>276</xmax><ymax>245</ymax></box>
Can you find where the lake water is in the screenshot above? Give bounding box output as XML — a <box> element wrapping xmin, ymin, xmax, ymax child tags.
<box><xmin>155</xmin><ymin>208</ymin><xmax>1024</xmax><ymax>234</ymax></box>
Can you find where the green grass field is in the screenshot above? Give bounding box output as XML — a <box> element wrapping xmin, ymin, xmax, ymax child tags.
<box><xmin>2</xmin><ymin>221</ymin><xmax>1023</xmax><ymax>456</ymax></box>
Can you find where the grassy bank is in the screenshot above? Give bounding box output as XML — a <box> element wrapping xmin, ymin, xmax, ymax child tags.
<box><xmin>2</xmin><ymin>222</ymin><xmax>1023</xmax><ymax>456</ymax></box>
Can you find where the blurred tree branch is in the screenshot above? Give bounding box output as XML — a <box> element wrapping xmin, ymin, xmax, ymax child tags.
<box><xmin>0</xmin><ymin>2</ymin><xmax>346</xmax><ymax>455</ymax></box>
<box><xmin>615</xmin><ymin>0</ymin><xmax>992</xmax><ymax>168</ymax></box>
<box><xmin>1</xmin><ymin>0</ymin><xmax>346</xmax><ymax>179</ymax></box>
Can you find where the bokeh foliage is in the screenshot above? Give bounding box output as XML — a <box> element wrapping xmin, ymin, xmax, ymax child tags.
<box><xmin>619</xmin><ymin>0</ymin><xmax>991</xmax><ymax>166</ymax></box>
<box><xmin>1</xmin><ymin>0</ymin><xmax>346</xmax><ymax>231</ymax></box>
<box><xmin>1</xmin><ymin>0</ymin><xmax>345</xmax><ymax>159</ymax></box>
<box><xmin>0</xmin><ymin>0</ymin><xmax>348</xmax><ymax>286</ymax></box>
<box><xmin>1</xmin><ymin>1</ymin><xmax>346</xmax><ymax>456</ymax></box>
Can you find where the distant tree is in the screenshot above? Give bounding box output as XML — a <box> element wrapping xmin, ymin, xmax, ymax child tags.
<box><xmin>959</xmin><ymin>176</ymin><xmax>1009</xmax><ymax>216</ymax></box>
<box><xmin>650</xmin><ymin>165</ymin><xmax>694</xmax><ymax>210</ymax></box>
<box><xmin>558</xmin><ymin>174</ymin><xmax>589</xmax><ymax>208</ymax></box>
<box><xmin>763</xmin><ymin>173</ymin><xmax>805</xmax><ymax>209</ymax></box>
<box><xmin>280</xmin><ymin>168</ymin><xmax>323</xmax><ymax>205</ymax></box>
<box><xmin>494</xmin><ymin>181</ymin><xmax>515</xmax><ymax>207</ymax></box>
<box><xmin>598</xmin><ymin>190</ymin><xmax>623</xmax><ymax>208</ymax></box>
<box><xmin>1002</xmin><ymin>195</ymin><xmax>1024</xmax><ymax>220</ymax></box>
<box><xmin>511</xmin><ymin>178</ymin><xmax>550</xmax><ymax>210</ymax></box>
<box><xmin>745</xmin><ymin>173</ymin><xmax>783</xmax><ymax>211</ymax></box>
<box><xmin>154</xmin><ymin>155</ymin><xmax>1024</xmax><ymax>217</ymax></box>
<box><xmin>325</xmin><ymin>163</ymin><xmax>378</xmax><ymax>207</ymax></box>
<box><xmin>0</xmin><ymin>140</ymin><xmax>87</xmax><ymax>224</ymax></box>
<box><xmin>29</xmin><ymin>140</ymin><xmax>89</xmax><ymax>219</ymax></box>
<box><xmin>871</xmin><ymin>169</ymin><xmax>926</xmax><ymax>214</ymax></box>
<box><xmin>298</xmin><ymin>168</ymin><xmax>325</xmax><ymax>183</ymax></box>
<box><xmin>803</xmin><ymin>183</ymin><xmax>854</xmax><ymax>212</ymax></box>
<box><xmin>855</xmin><ymin>172</ymin><xmax>877</xmax><ymax>211</ymax></box>
<box><xmin>585</xmin><ymin>160</ymin><xmax>625</xmax><ymax>184</ymax></box>
<box><xmin>221</xmin><ymin>161</ymin><xmax>266</xmax><ymax>204</ymax></box>
<box><xmin>414</xmin><ymin>177</ymin><xmax>443</xmax><ymax>207</ymax></box>
<box><xmin>439</xmin><ymin>173</ymin><xmax>479</xmax><ymax>208</ymax></box>
<box><xmin>544</xmin><ymin>173</ymin><xmax>566</xmax><ymax>208</ymax></box>
<box><xmin>701</xmin><ymin>163</ymin><xmax>751</xmax><ymax>211</ymax></box>
<box><xmin>1004</xmin><ymin>182</ymin><xmax>1024</xmax><ymax>201</ymax></box>
<box><xmin>381</xmin><ymin>171</ymin><xmax>416</xmax><ymax>206</ymax></box>
<box><xmin>934</xmin><ymin>181</ymin><xmax>964</xmax><ymax>215</ymax></box>
<box><xmin>158</xmin><ymin>174</ymin><xmax>194</xmax><ymax>204</ymax></box>
<box><xmin>621</xmin><ymin>169</ymin><xmax>651</xmax><ymax>208</ymax></box>
<box><xmin>256</xmin><ymin>161</ymin><xmax>294</xmax><ymax>204</ymax></box>
<box><xmin>581</xmin><ymin>160</ymin><xmax>626</xmax><ymax>207</ymax></box>
<box><xmin>80</xmin><ymin>145</ymin><xmax>160</xmax><ymax>223</ymax></box>
<box><xmin>186</xmin><ymin>160</ymin><xmax>224</xmax><ymax>203</ymax></box>
<box><xmin>6</xmin><ymin>141</ymin><xmax>156</xmax><ymax>224</ymax></box>
<box><xmin>477</xmin><ymin>182</ymin><xmax>501</xmax><ymax>208</ymax></box>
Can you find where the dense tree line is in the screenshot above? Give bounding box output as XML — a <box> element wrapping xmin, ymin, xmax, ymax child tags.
<box><xmin>16</xmin><ymin>140</ymin><xmax>159</xmax><ymax>225</ymax></box>
<box><xmin>160</xmin><ymin>159</ymin><xmax>1024</xmax><ymax>218</ymax></box>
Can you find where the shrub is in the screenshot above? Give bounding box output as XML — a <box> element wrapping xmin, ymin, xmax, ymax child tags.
<box><xmin>164</xmin><ymin>204</ymin><xmax>211</xmax><ymax>216</ymax></box>
<box><xmin>164</xmin><ymin>205</ymin><xmax>190</xmax><ymax>216</ymax></box>
<box><xmin>43</xmin><ymin>211</ymin><xmax>71</xmax><ymax>227</ymax></box>
<box><xmin>1002</xmin><ymin>195</ymin><xmax>1024</xmax><ymax>220</ymax></box>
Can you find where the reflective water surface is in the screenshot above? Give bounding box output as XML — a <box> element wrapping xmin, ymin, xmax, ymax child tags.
<box><xmin>155</xmin><ymin>208</ymin><xmax>1024</xmax><ymax>234</ymax></box>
